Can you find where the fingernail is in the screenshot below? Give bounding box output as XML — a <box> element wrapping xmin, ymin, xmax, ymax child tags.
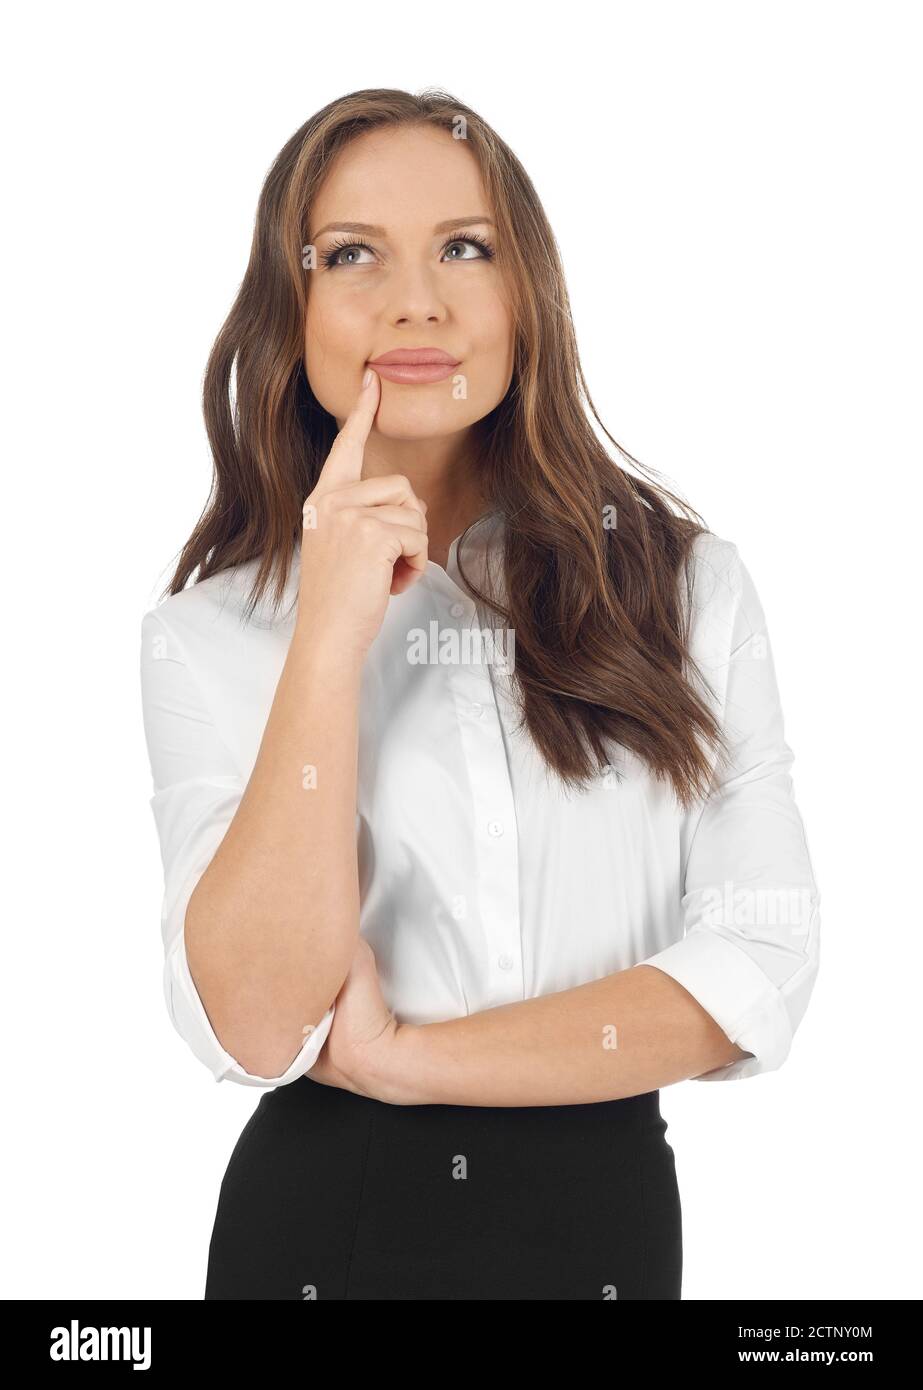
<box><xmin>362</xmin><ymin>368</ymin><xmax>373</xmax><ymax>388</ymax></box>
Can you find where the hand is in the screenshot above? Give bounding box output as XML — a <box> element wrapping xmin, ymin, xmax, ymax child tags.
<box><xmin>297</xmin><ymin>369</ymin><xmax>429</xmax><ymax>664</ymax></box>
<box><xmin>307</xmin><ymin>937</ymin><xmax>415</xmax><ymax>1104</ymax></box>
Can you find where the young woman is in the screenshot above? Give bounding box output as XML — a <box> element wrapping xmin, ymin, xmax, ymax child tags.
<box><xmin>139</xmin><ymin>88</ymin><xmax>820</xmax><ymax>1301</ymax></box>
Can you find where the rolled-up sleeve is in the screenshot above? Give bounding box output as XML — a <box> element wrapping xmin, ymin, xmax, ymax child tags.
<box><xmin>637</xmin><ymin>544</ymin><xmax>820</xmax><ymax>1081</ymax></box>
<box><xmin>139</xmin><ymin>609</ymin><xmax>335</xmax><ymax>1086</ymax></box>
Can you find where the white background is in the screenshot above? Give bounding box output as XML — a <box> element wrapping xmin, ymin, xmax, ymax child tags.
<box><xmin>3</xmin><ymin>0</ymin><xmax>920</xmax><ymax>1300</ymax></box>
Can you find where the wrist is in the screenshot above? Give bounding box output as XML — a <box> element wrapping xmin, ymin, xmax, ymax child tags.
<box><xmin>291</xmin><ymin>620</ymin><xmax>366</xmax><ymax>682</ymax></box>
<box><xmin>369</xmin><ymin>1022</ymin><xmax>439</xmax><ymax>1106</ymax></box>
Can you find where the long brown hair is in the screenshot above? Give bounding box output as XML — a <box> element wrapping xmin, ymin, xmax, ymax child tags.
<box><xmin>165</xmin><ymin>87</ymin><xmax>726</xmax><ymax>809</ymax></box>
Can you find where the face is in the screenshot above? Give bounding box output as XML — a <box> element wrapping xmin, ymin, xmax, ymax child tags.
<box><xmin>303</xmin><ymin>124</ymin><xmax>515</xmax><ymax>444</ymax></box>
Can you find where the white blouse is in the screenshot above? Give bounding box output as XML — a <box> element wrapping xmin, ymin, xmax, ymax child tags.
<box><xmin>139</xmin><ymin>514</ymin><xmax>820</xmax><ymax>1089</ymax></box>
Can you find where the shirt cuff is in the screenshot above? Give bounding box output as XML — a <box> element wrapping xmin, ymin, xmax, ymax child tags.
<box><xmin>164</xmin><ymin>929</ymin><xmax>335</xmax><ymax>1087</ymax></box>
<box><xmin>635</xmin><ymin>928</ymin><xmax>794</xmax><ymax>1081</ymax></box>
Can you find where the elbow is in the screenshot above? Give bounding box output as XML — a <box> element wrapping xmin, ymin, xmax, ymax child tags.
<box><xmin>702</xmin><ymin>940</ymin><xmax>820</xmax><ymax>1082</ymax></box>
<box><xmin>227</xmin><ymin>1028</ymin><xmax>330</xmax><ymax>1084</ymax></box>
<box><xmin>170</xmin><ymin>910</ymin><xmax>347</xmax><ymax>1087</ymax></box>
<box><xmin>638</xmin><ymin>893</ymin><xmax>821</xmax><ymax>1083</ymax></box>
<box><xmin>189</xmin><ymin>960</ymin><xmax>340</xmax><ymax>1082</ymax></box>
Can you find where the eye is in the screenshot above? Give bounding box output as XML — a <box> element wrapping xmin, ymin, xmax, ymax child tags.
<box><xmin>441</xmin><ymin>233</ymin><xmax>495</xmax><ymax>262</ymax></box>
<box><xmin>319</xmin><ymin>230</ymin><xmax>496</xmax><ymax>270</ymax></box>
<box><xmin>320</xmin><ymin>238</ymin><xmax>376</xmax><ymax>269</ymax></box>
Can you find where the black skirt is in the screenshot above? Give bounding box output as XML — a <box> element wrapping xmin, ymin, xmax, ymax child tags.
<box><xmin>204</xmin><ymin>1076</ymin><xmax>682</xmax><ymax>1300</ymax></box>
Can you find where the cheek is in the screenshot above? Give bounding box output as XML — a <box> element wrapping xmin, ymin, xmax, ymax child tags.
<box><xmin>304</xmin><ymin>292</ymin><xmax>371</xmax><ymax>410</ymax></box>
<box><xmin>465</xmin><ymin>287</ymin><xmax>512</xmax><ymax>352</ymax></box>
<box><xmin>463</xmin><ymin>294</ymin><xmax>514</xmax><ymax>391</ymax></box>
<box><xmin>305</xmin><ymin>290</ymin><xmax>363</xmax><ymax>357</ymax></box>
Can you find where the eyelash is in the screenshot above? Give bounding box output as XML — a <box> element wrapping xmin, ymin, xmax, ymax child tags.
<box><xmin>320</xmin><ymin>230</ymin><xmax>496</xmax><ymax>270</ymax></box>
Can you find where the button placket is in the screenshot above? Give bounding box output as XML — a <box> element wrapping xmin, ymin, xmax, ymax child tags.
<box><xmin>433</xmin><ymin>568</ymin><xmax>523</xmax><ymax>1009</ymax></box>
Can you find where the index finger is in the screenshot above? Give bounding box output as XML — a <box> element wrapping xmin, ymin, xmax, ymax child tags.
<box><xmin>314</xmin><ymin>368</ymin><xmax>381</xmax><ymax>494</ymax></box>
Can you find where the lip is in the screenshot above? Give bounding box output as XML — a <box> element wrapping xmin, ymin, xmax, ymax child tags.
<box><xmin>368</xmin><ymin>347</ymin><xmax>460</xmax><ymax>366</ymax></box>
<box><xmin>369</xmin><ymin>361</ymin><xmax>459</xmax><ymax>384</ymax></box>
<box><xmin>366</xmin><ymin>347</ymin><xmax>461</xmax><ymax>385</ymax></box>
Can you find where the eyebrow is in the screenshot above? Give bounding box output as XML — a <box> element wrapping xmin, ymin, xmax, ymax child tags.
<box><xmin>310</xmin><ymin>216</ymin><xmax>495</xmax><ymax>240</ymax></box>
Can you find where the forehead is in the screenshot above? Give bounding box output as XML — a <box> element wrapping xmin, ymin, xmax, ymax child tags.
<box><xmin>310</xmin><ymin>126</ymin><xmax>490</xmax><ymax>235</ymax></box>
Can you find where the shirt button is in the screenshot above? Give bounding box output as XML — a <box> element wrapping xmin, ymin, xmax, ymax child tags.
<box><xmin>450</xmin><ymin>602</ymin><xmax>465</xmax><ymax>618</ymax></box>
<box><xmin>470</xmin><ymin>702</ymin><xmax>484</xmax><ymax>719</ymax></box>
<box><xmin>498</xmin><ymin>953</ymin><xmax>514</xmax><ymax>971</ymax></box>
<box><xmin>487</xmin><ymin>819</ymin><xmax>504</xmax><ymax>837</ymax></box>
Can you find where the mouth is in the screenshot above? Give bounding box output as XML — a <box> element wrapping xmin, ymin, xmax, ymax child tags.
<box><xmin>366</xmin><ymin>346</ymin><xmax>461</xmax><ymax>385</ymax></box>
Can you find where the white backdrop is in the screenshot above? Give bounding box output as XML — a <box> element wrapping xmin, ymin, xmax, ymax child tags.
<box><xmin>3</xmin><ymin>0</ymin><xmax>919</xmax><ymax>1301</ymax></box>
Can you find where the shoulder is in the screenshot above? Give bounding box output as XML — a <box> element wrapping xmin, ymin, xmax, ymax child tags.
<box><xmin>140</xmin><ymin>554</ymin><xmax>298</xmax><ymax>661</ymax></box>
<box><xmin>676</xmin><ymin>528</ymin><xmax>757</xmax><ymax>681</ymax></box>
<box><xmin>681</xmin><ymin>528</ymin><xmax>743</xmax><ymax>613</ymax></box>
<box><xmin>140</xmin><ymin>567</ymin><xmax>242</xmax><ymax>664</ymax></box>
<box><xmin>679</xmin><ymin>529</ymin><xmax>784</xmax><ymax>700</ymax></box>
<box><xmin>140</xmin><ymin>553</ymin><xmax>300</xmax><ymax>777</ymax></box>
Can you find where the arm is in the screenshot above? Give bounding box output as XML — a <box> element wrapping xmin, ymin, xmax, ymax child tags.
<box><xmin>139</xmin><ymin>606</ymin><xmax>361</xmax><ymax>1085</ymax></box>
<box><xmin>375</xmin><ymin>964</ymin><xmax>751</xmax><ymax>1106</ymax></box>
<box><xmin>140</xmin><ymin>369</ymin><xmax>429</xmax><ymax>1084</ymax></box>
<box><xmin>180</xmin><ymin>625</ymin><xmax>364</xmax><ymax>1080</ymax></box>
<box><xmin>316</xmin><ymin>540</ymin><xmax>820</xmax><ymax>1106</ymax></box>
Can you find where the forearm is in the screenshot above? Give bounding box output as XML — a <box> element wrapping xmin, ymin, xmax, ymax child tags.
<box><xmin>381</xmin><ymin>965</ymin><xmax>752</xmax><ymax>1106</ymax></box>
<box><xmin>185</xmin><ymin>619</ymin><xmax>363</xmax><ymax>1076</ymax></box>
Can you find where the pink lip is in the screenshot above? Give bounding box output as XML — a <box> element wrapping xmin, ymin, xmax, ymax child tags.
<box><xmin>368</xmin><ymin>347</ymin><xmax>460</xmax><ymax>366</ymax></box>
<box><xmin>370</xmin><ymin>361</ymin><xmax>458</xmax><ymax>384</ymax></box>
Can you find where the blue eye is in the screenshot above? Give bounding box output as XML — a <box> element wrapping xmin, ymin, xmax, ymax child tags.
<box><xmin>320</xmin><ymin>239</ymin><xmax>376</xmax><ymax>269</ymax></box>
<box><xmin>441</xmin><ymin>233</ymin><xmax>496</xmax><ymax>262</ymax></box>
<box><xmin>319</xmin><ymin>231</ymin><xmax>496</xmax><ymax>270</ymax></box>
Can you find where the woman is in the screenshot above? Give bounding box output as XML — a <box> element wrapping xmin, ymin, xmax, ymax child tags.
<box><xmin>139</xmin><ymin>88</ymin><xmax>820</xmax><ymax>1300</ymax></box>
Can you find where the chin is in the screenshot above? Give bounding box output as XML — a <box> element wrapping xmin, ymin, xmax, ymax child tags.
<box><xmin>373</xmin><ymin>395</ymin><xmax>477</xmax><ymax>440</ymax></box>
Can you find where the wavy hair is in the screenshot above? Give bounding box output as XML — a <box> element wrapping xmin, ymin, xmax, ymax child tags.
<box><xmin>165</xmin><ymin>87</ymin><xmax>726</xmax><ymax>809</ymax></box>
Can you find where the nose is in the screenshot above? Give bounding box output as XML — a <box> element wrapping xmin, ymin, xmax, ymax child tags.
<box><xmin>384</xmin><ymin>260</ymin><xmax>449</xmax><ymax>328</ymax></box>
